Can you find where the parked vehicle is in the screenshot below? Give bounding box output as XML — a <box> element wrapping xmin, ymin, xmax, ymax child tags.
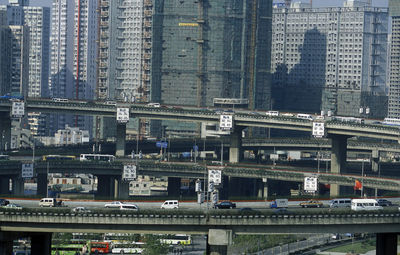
<box><xmin>329</xmin><ymin>198</ymin><xmax>352</xmax><ymax>208</ymax></box>
<box><xmin>299</xmin><ymin>200</ymin><xmax>323</xmax><ymax>208</ymax></box>
<box><xmin>213</xmin><ymin>201</ymin><xmax>236</xmax><ymax>209</ymax></box>
<box><xmin>269</xmin><ymin>199</ymin><xmax>288</xmax><ymax>208</ymax></box>
<box><xmin>161</xmin><ymin>200</ymin><xmax>179</xmax><ymax>209</ymax></box>
<box><xmin>376</xmin><ymin>199</ymin><xmax>393</xmax><ymax>207</ymax></box>
<box><xmin>104</xmin><ymin>201</ymin><xmax>125</xmax><ymax>208</ymax></box>
<box><xmin>351</xmin><ymin>199</ymin><xmax>383</xmax><ymax>211</ymax></box>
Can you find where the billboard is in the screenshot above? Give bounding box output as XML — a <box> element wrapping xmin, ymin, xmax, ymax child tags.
<box><xmin>304</xmin><ymin>176</ymin><xmax>318</xmax><ymax>192</ymax></box>
<box><xmin>116</xmin><ymin>107</ymin><xmax>130</xmax><ymax>123</ymax></box>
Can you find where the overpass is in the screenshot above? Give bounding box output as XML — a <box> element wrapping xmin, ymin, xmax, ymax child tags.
<box><xmin>1</xmin><ymin>98</ymin><xmax>400</xmax><ymax>196</ymax></box>
<box><xmin>0</xmin><ymin>208</ymin><xmax>399</xmax><ymax>255</ymax></box>
<box><xmin>1</xmin><ymin>160</ymin><xmax>399</xmax><ymax>198</ymax></box>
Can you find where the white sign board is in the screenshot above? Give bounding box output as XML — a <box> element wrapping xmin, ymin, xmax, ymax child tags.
<box><xmin>304</xmin><ymin>176</ymin><xmax>318</xmax><ymax>192</ymax></box>
<box><xmin>208</xmin><ymin>169</ymin><xmax>222</xmax><ymax>185</ymax></box>
<box><xmin>219</xmin><ymin>114</ymin><xmax>233</xmax><ymax>131</ymax></box>
<box><xmin>12</xmin><ymin>101</ymin><xmax>25</xmax><ymax>118</ymax></box>
<box><xmin>117</xmin><ymin>107</ymin><xmax>130</xmax><ymax>123</ymax></box>
<box><xmin>312</xmin><ymin>122</ymin><xmax>325</xmax><ymax>138</ymax></box>
<box><xmin>21</xmin><ymin>163</ymin><xmax>33</xmax><ymax>178</ymax></box>
<box><xmin>123</xmin><ymin>164</ymin><xmax>136</xmax><ymax>181</ymax></box>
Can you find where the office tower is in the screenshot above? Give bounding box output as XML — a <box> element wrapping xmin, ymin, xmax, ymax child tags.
<box><xmin>388</xmin><ymin>0</ymin><xmax>400</xmax><ymax>119</ymax></box>
<box><xmin>151</xmin><ymin>0</ymin><xmax>272</xmax><ymax>136</ymax></box>
<box><xmin>271</xmin><ymin>1</ymin><xmax>388</xmax><ymax>119</ymax></box>
<box><xmin>49</xmin><ymin>0</ymin><xmax>98</xmax><ymax>136</ymax></box>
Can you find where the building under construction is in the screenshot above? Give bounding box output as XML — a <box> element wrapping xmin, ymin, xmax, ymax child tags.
<box><xmin>151</xmin><ymin>0</ymin><xmax>272</xmax><ymax>136</ymax></box>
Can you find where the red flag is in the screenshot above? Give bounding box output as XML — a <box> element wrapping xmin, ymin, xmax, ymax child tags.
<box><xmin>354</xmin><ymin>180</ymin><xmax>362</xmax><ymax>190</ymax></box>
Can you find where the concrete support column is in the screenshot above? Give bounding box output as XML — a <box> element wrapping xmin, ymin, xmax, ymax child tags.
<box><xmin>31</xmin><ymin>232</ymin><xmax>52</xmax><ymax>255</ymax></box>
<box><xmin>258</xmin><ymin>178</ymin><xmax>268</xmax><ymax>199</ymax></box>
<box><xmin>329</xmin><ymin>135</ymin><xmax>349</xmax><ymax>197</ymax></box>
<box><xmin>167</xmin><ymin>177</ymin><xmax>181</xmax><ymax>197</ymax></box>
<box><xmin>229</xmin><ymin>128</ymin><xmax>243</xmax><ymax>163</ymax></box>
<box><xmin>376</xmin><ymin>233</ymin><xmax>397</xmax><ymax>255</ymax></box>
<box><xmin>37</xmin><ymin>173</ymin><xmax>47</xmax><ymax>197</ymax></box>
<box><xmin>207</xmin><ymin>229</ymin><xmax>232</xmax><ymax>255</ymax></box>
<box><xmin>371</xmin><ymin>150</ymin><xmax>379</xmax><ymax>172</ymax></box>
<box><xmin>0</xmin><ymin>177</ymin><xmax>9</xmax><ymax>195</ymax></box>
<box><xmin>118</xmin><ymin>179</ymin><xmax>130</xmax><ymax>199</ymax></box>
<box><xmin>96</xmin><ymin>175</ymin><xmax>116</xmax><ymax>199</ymax></box>
<box><xmin>0</xmin><ymin>112</ymin><xmax>11</xmax><ymax>152</ymax></box>
<box><xmin>116</xmin><ymin>124</ymin><xmax>126</xmax><ymax>157</ymax></box>
<box><xmin>218</xmin><ymin>176</ymin><xmax>229</xmax><ymax>200</ymax></box>
<box><xmin>12</xmin><ymin>177</ymin><xmax>24</xmax><ymax>196</ymax></box>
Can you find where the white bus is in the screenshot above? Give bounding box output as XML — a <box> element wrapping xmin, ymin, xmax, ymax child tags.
<box><xmin>382</xmin><ymin>118</ymin><xmax>400</xmax><ymax>126</ymax></box>
<box><xmin>296</xmin><ymin>113</ymin><xmax>313</xmax><ymax>121</ymax></box>
<box><xmin>266</xmin><ymin>111</ymin><xmax>279</xmax><ymax>116</ymax></box>
<box><xmin>80</xmin><ymin>154</ymin><xmax>115</xmax><ymax>162</ymax></box>
<box><xmin>159</xmin><ymin>234</ymin><xmax>191</xmax><ymax>245</ymax></box>
<box><xmin>111</xmin><ymin>242</ymin><xmax>144</xmax><ymax>254</ymax></box>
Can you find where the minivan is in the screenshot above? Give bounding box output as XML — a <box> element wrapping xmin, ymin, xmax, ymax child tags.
<box><xmin>39</xmin><ymin>198</ymin><xmax>56</xmax><ymax>207</ymax></box>
<box><xmin>161</xmin><ymin>200</ymin><xmax>179</xmax><ymax>209</ymax></box>
<box><xmin>329</xmin><ymin>198</ymin><xmax>351</xmax><ymax>208</ymax></box>
<box><xmin>351</xmin><ymin>199</ymin><xmax>383</xmax><ymax>211</ymax></box>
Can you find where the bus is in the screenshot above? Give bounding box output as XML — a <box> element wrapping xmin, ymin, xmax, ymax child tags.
<box><xmin>296</xmin><ymin>113</ymin><xmax>313</xmax><ymax>121</ymax></box>
<box><xmin>51</xmin><ymin>242</ymin><xmax>87</xmax><ymax>255</ymax></box>
<box><xmin>0</xmin><ymin>155</ymin><xmax>9</xmax><ymax>160</ymax></box>
<box><xmin>42</xmin><ymin>155</ymin><xmax>76</xmax><ymax>161</ymax></box>
<box><xmin>111</xmin><ymin>242</ymin><xmax>145</xmax><ymax>254</ymax></box>
<box><xmin>90</xmin><ymin>241</ymin><xmax>111</xmax><ymax>254</ymax></box>
<box><xmin>79</xmin><ymin>154</ymin><xmax>115</xmax><ymax>162</ymax></box>
<box><xmin>382</xmin><ymin>118</ymin><xmax>400</xmax><ymax>126</ymax></box>
<box><xmin>331</xmin><ymin>116</ymin><xmax>364</xmax><ymax>124</ymax></box>
<box><xmin>159</xmin><ymin>234</ymin><xmax>192</xmax><ymax>245</ymax></box>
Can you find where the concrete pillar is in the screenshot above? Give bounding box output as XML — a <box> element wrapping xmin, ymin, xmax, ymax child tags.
<box><xmin>0</xmin><ymin>112</ymin><xmax>11</xmax><ymax>152</ymax></box>
<box><xmin>118</xmin><ymin>179</ymin><xmax>130</xmax><ymax>199</ymax></box>
<box><xmin>116</xmin><ymin>123</ymin><xmax>126</xmax><ymax>157</ymax></box>
<box><xmin>31</xmin><ymin>232</ymin><xmax>52</xmax><ymax>255</ymax></box>
<box><xmin>0</xmin><ymin>177</ymin><xmax>9</xmax><ymax>195</ymax></box>
<box><xmin>207</xmin><ymin>229</ymin><xmax>232</xmax><ymax>255</ymax></box>
<box><xmin>229</xmin><ymin>128</ymin><xmax>243</xmax><ymax>163</ymax></box>
<box><xmin>329</xmin><ymin>135</ymin><xmax>348</xmax><ymax>197</ymax></box>
<box><xmin>376</xmin><ymin>233</ymin><xmax>397</xmax><ymax>255</ymax></box>
<box><xmin>167</xmin><ymin>177</ymin><xmax>181</xmax><ymax>196</ymax></box>
<box><xmin>258</xmin><ymin>178</ymin><xmax>268</xmax><ymax>199</ymax></box>
<box><xmin>218</xmin><ymin>176</ymin><xmax>229</xmax><ymax>200</ymax></box>
<box><xmin>371</xmin><ymin>150</ymin><xmax>379</xmax><ymax>172</ymax></box>
<box><xmin>37</xmin><ymin>173</ymin><xmax>47</xmax><ymax>197</ymax></box>
<box><xmin>96</xmin><ymin>175</ymin><xmax>116</xmax><ymax>199</ymax></box>
<box><xmin>12</xmin><ymin>176</ymin><xmax>24</xmax><ymax>196</ymax></box>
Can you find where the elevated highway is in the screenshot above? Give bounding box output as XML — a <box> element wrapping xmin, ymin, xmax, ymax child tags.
<box><xmin>0</xmin><ymin>208</ymin><xmax>399</xmax><ymax>255</ymax></box>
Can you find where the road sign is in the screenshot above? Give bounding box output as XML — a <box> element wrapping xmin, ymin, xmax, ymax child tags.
<box><xmin>219</xmin><ymin>114</ymin><xmax>233</xmax><ymax>131</ymax></box>
<box><xmin>156</xmin><ymin>141</ymin><xmax>168</xmax><ymax>148</ymax></box>
<box><xmin>312</xmin><ymin>122</ymin><xmax>325</xmax><ymax>138</ymax></box>
<box><xmin>21</xmin><ymin>163</ymin><xmax>33</xmax><ymax>178</ymax></box>
<box><xmin>116</xmin><ymin>107</ymin><xmax>130</xmax><ymax>123</ymax></box>
<box><xmin>304</xmin><ymin>176</ymin><xmax>318</xmax><ymax>192</ymax></box>
<box><xmin>193</xmin><ymin>145</ymin><xmax>198</xmax><ymax>151</ymax></box>
<box><xmin>123</xmin><ymin>164</ymin><xmax>136</xmax><ymax>181</ymax></box>
<box><xmin>12</xmin><ymin>101</ymin><xmax>25</xmax><ymax>118</ymax></box>
<box><xmin>208</xmin><ymin>169</ymin><xmax>222</xmax><ymax>185</ymax></box>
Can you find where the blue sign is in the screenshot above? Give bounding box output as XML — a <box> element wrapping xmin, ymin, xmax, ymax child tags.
<box><xmin>156</xmin><ymin>141</ymin><xmax>168</xmax><ymax>148</ymax></box>
<box><xmin>193</xmin><ymin>145</ymin><xmax>198</xmax><ymax>152</ymax></box>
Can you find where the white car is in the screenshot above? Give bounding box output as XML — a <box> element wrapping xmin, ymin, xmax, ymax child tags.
<box><xmin>72</xmin><ymin>207</ymin><xmax>91</xmax><ymax>213</ymax></box>
<box><xmin>104</xmin><ymin>201</ymin><xmax>124</xmax><ymax>208</ymax></box>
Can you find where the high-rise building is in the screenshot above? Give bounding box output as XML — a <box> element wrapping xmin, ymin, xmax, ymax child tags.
<box><xmin>388</xmin><ymin>0</ymin><xmax>400</xmax><ymax>119</ymax></box>
<box><xmin>271</xmin><ymin>1</ymin><xmax>388</xmax><ymax>119</ymax></box>
<box><xmin>49</xmin><ymin>0</ymin><xmax>98</xmax><ymax>136</ymax></box>
<box><xmin>151</xmin><ymin>0</ymin><xmax>272</xmax><ymax>136</ymax></box>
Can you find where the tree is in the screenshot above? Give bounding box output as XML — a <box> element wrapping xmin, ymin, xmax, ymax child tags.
<box><xmin>142</xmin><ymin>235</ymin><xmax>169</xmax><ymax>255</ymax></box>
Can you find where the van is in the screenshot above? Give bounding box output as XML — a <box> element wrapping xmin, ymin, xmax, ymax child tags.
<box><xmin>329</xmin><ymin>198</ymin><xmax>351</xmax><ymax>208</ymax></box>
<box><xmin>39</xmin><ymin>198</ymin><xmax>56</xmax><ymax>207</ymax></box>
<box><xmin>161</xmin><ymin>200</ymin><xmax>179</xmax><ymax>209</ymax></box>
<box><xmin>266</xmin><ymin>111</ymin><xmax>279</xmax><ymax>116</ymax></box>
<box><xmin>147</xmin><ymin>102</ymin><xmax>160</xmax><ymax>108</ymax></box>
<box><xmin>351</xmin><ymin>199</ymin><xmax>383</xmax><ymax>211</ymax></box>
<box><xmin>269</xmin><ymin>199</ymin><xmax>288</xmax><ymax>208</ymax></box>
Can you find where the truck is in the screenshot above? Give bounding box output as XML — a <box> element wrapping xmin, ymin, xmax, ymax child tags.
<box><xmin>269</xmin><ymin>199</ymin><xmax>288</xmax><ymax>208</ymax></box>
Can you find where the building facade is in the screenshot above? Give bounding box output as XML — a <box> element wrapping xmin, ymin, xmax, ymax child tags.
<box><xmin>271</xmin><ymin>1</ymin><xmax>388</xmax><ymax>119</ymax></box>
<box><xmin>388</xmin><ymin>0</ymin><xmax>400</xmax><ymax>119</ymax></box>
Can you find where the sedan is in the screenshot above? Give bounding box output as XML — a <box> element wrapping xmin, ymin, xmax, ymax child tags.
<box><xmin>0</xmin><ymin>199</ymin><xmax>9</xmax><ymax>206</ymax></box>
<box><xmin>299</xmin><ymin>200</ymin><xmax>324</xmax><ymax>208</ymax></box>
<box><xmin>72</xmin><ymin>207</ymin><xmax>91</xmax><ymax>213</ymax></box>
<box><xmin>214</xmin><ymin>201</ymin><xmax>236</xmax><ymax>209</ymax></box>
<box><xmin>376</xmin><ymin>199</ymin><xmax>393</xmax><ymax>207</ymax></box>
<box><xmin>3</xmin><ymin>203</ymin><xmax>22</xmax><ymax>210</ymax></box>
<box><xmin>104</xmin><ymin>201</ymin><xmax>125</xmax><ymax>208</ymax></box>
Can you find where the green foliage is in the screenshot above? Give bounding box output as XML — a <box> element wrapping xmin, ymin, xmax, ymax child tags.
<box><xmin>142</xmin><ymin>235</ymin><xmax>169</xmax><ymax>255</ymax></box>
<box><xmin>232</xmin><ymin>234</ymin><xmax>300</xmax><ymax>253</ymax></box>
